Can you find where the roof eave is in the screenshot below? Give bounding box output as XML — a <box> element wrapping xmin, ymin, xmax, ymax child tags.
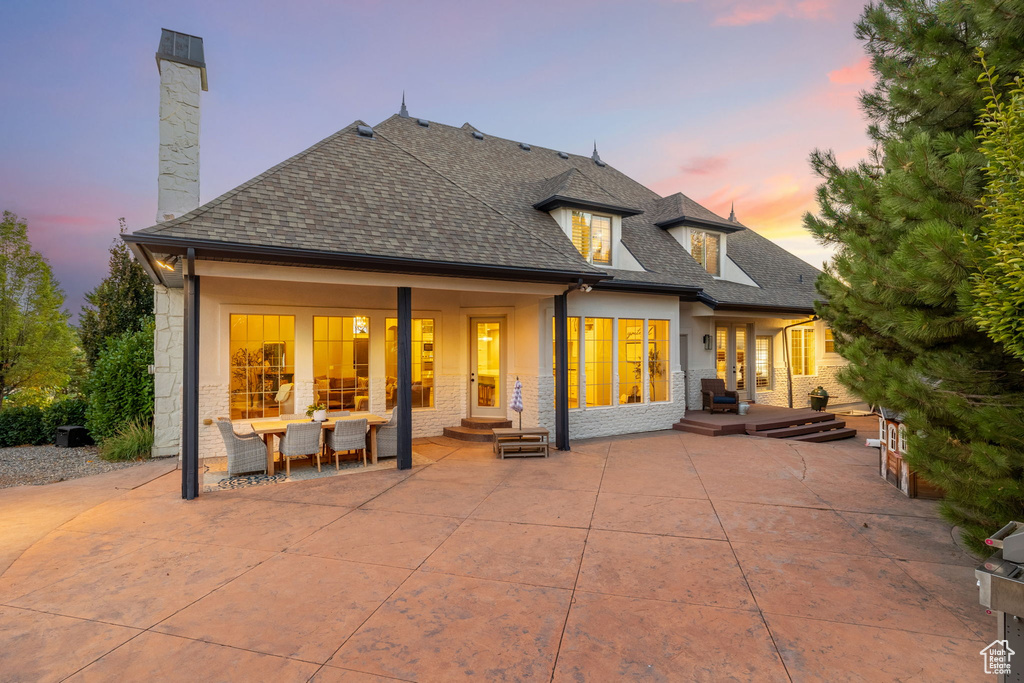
<box><xmin>532</xmin><ymin>195</ymin><xmax>644</xmax><ymax>218</ymax></box>
<box><xmin>655</xmin><ymin>216</ymin><xmax>744</xmax><ymax>233</ymax></box>
<box><xmin>591</xmin><ymin>280</ymin><xmax>702</xmax><ymax>296</ymax></box>
<box><xmin>122</xmin><ymin>233</ymin><xmax>609</xmax><ymax>286</ymax></box>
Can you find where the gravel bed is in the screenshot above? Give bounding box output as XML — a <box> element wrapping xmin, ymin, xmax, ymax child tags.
<box><xmin>0</xmin><ymin>444</ymin><xmax>147</xmax><ymax>489</ymax></box>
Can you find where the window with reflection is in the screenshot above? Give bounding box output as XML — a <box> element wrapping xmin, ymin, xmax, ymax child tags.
<box><xmin>229</xmin><ymin>314</ymin><xmax>295</xmax><ymax>419</ymax></box>
<box><xmin>790</xmin><ymin>328</ymin><xmax>816</xmax><ymax>376</ymax></box>
<box><xmin>691</xmin><ymin>230</ymin><xmax>722</xmax><ymax>276</ymax></box>
<box><xmin>385</xmin><ymin>318</ymin><xmax>434</xmax><ymax>409</ymax></box>
<box><xmin>571</xmin><ymin>211</ymin><xmax>612</xmax><ymax>265</ymax></box>
<box><xmin>553</xmin><ymin>317</ymin><xmax>580</xmax><ymax>408</ymax></box>
<box><xmin>648</xmin><ymin>320</ymin><xmax>670</xmax><ymax>402</ymax></box>
<box><xmin>584</xmin><ymin>318</ymin><xmax>613</xmax><ymax>406</ymax></box>
<box><xmin>618</xmin><ymin>319</ymin><xmax>645</xmax><ymax>404</ymax></box>
<box><xmin>313</xmin><ymin>316</ymin><xmax>370</xmax><ymax>412</ymax></box>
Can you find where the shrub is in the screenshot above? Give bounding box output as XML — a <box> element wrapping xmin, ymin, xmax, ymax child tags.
<box><xmin>43</xmin><ymin>397</ymin><xmax>89</xmax><ymax>436</ymax></box>
<box><xmin>86</xmin><ymin>323</ymin><xmax>154</xmax><ymax>443</ymax></box>
<box><xmin>0</xmin><ymin>406</ymin><xmax>48</xmax><ymax>447</ymax></box>
<box><xmin>99</xmin><ymin>419</ymin><xmax>153</xmax><ymax>461</ymax></box>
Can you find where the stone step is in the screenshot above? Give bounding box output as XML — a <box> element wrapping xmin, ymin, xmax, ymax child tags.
<box><xmin>443</xmin><ymin>425</ymin><xmax>497</xmax><ymax>442</ymax></box>
<box><xmin>746</xmin><ymin>411</ymin><xmax>836</xmax><ymax>432</ymax></box>
<box><xmin>672</xmin><ymin>422</ymin><xmax>722</xmax><ymax>437</ymax></box>
<box><xmin>754</xmin><ymin>419</ymin><xmax>847</xmax><ymax>439</ymax></box>
<box><xmin>461</xmin><ymin>417</ymin><xmax>513</xmax><ymax>430</ymax></box>
<box><xmin>788</xmin><ymin>427</ymin><xmax>858</xmax><ymax>443</ymax></box>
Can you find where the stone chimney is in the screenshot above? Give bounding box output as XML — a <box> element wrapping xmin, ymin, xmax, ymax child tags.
<box><xmin>155</xmin><ymin>29</ymin><xmax>208</xmax><ymax>223</ymax></box>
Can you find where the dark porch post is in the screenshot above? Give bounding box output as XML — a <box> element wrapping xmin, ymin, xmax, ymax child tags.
<box><xmin>181</xmin><ymin>248</ymin><xmax>200</xmax><ymax>499</ymax></box>
<box><xmin>554</xmin><ymin>292</ymin><xmax>570</xmax><ymax>451</ymax></box>
<box><xmin>396</xmin><ymin>287</ymin><xmax>413</xmax><ymax>470</ymax></box>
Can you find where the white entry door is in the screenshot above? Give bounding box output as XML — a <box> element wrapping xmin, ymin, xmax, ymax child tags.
<box><xmin>470</xmin><ymin>318</ymin><xmax>505</xmax><ymax>417</ymax></box>
<box><xmin>715</xmin><ymin>324</ymin><xmax>751</xmax><ymax>400</ymax></box>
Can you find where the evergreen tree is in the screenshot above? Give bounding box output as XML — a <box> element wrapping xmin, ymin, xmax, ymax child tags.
<box><xmin>79</xmin><ymin>218</ymin><xmax>154</xmax><ymax>366</ymax></box>
<box><xmin>0</xmin><ymin>211</ymin><xmax>78</xmax><ymax>409</ymax></box>
<box><xmin>806</xmin><ymin>0</ymin><xmax>1024</xmax><ymax>553</ymax></box>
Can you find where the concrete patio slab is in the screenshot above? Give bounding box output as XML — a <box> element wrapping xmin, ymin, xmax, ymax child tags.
<box><xmin>330</xmin><ymin>571</ymin><xmax>571</xmax><ymax>681</ymax></box>
<box><xmin>0</xmin><ymin>430</ymin><xmax>990</xmax><ymax>681</ymax></box>
<box><xmin>155</xmin><ymin>553</ymin><xmax>409</xmax><ymax>663</ymax></box>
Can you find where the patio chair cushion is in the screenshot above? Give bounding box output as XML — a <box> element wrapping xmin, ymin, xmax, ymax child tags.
<box><xmin>712</xmin><ymin>396</ymin><xmax>738</xmax><ymax>404</ymax></box>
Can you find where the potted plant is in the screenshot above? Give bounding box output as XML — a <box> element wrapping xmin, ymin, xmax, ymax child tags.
<box><xmin>306</xmin><ymin>403</ymin><xmax>327</xmax><ymax>422</ymax></box>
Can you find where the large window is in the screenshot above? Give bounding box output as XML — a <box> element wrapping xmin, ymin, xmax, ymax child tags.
<box><xmin>553</xmin><ymin>317</ymin><xmax>580</xmax><ymax>409</ymax></box>
<box><xmin>229</xmin><ymin>314</ymin><xmax>295</xmax><ymax>419</ymax></box>
<box><xmin>690</xmin><ymin>230</ymin><xmax>722</xmax><ymax>276</ymax></box>
<box><xmin>791</xmin><ymin>328</ymin><xmax>815</xmax><ymax>376</ymax></box>
<box><xmin>755</xmin><ymin>336</ymin><xmax>772</xmax><ymax>389</ymax></box>
<box><xmin>313</xmin><ymin>316</ymin><xmax>370</xmax><ymax>412</ymax></box>
<box><xmin>571</xmin><ymin>211</ymin><xmax>612</xmax><ymax>265</ymax></box>
<box><xmin>584</xmin><ymin>318</ymin><xmax>612</xmax><ymax>406</ymax></box>
<box><xmin>648</xmin><ymin>320</ymin><xmax>670</xmax><ymax>402</ymax></box>
<box><xmin>385</xmin><ymin>318</ymin><xmax>435</xmax><ymax>409</ymax></box>
<box><xmin>618</xmin><ymin>319</ymin><xmax>645</xmax><ymax>404</ymax></box>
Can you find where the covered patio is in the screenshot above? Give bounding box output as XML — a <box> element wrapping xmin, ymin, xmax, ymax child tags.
<box><xmin>0</xmin><ymin>430</ymin><xmax>986</xmax><ymax>681</ymax></box>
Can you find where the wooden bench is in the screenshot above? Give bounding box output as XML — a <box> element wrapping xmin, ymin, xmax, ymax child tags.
<box><xmin>492</xmin><ymin>427</ymin><xmax>550</xmax><ymax>459</ymax></box>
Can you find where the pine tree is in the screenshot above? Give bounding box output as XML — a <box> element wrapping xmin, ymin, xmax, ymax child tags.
<box><xmin>79</xmin><ymin>218</ymin><xmax>154</xmax><ymax>366</ymax></box>
<box><xmin>806</xmin><ymin>0</ymin><xmax>1024</xmax><ymax>553</ymax></box>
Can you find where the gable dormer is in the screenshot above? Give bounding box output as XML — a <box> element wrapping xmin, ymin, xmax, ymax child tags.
<box><xmin>652</xmin><ymin>193</ymin><xmax>756</xmax><ymax>285</ymax></box>
<box><xmin>533</xmin><ymin>168</ymin><xmax>645</xmax><ymax>271</ymax></box>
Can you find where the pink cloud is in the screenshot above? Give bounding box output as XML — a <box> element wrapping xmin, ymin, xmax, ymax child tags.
<box><xmin>828</xmin><ymin>56</ymin><xmax>872</xmax><ymax>86</ymax></box>
<box><xmin>678</xmin><ymin>155</ymin><xmax>729</xmax><ymax>177</ymax></box>
<box><xmin>710</xmin><ymin>0</ymin><xmax>836</xmax><ymax>27</ymax></box>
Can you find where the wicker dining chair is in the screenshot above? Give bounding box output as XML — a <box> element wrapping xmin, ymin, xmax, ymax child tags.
<box><xmin>376</xmin><ymin>410</ymin><xmax>399</xmax><ymax>459</ymax></box>
<box><xmin>215</xmin><ymin>420</ymin><xmax>266</xmax><ymax>476</ymax></box>
<box><xmin>278</xmin><ymin>422</ymin><xmax>322</xmax><ymax>476</ymax></box>
<box><xmin>326</xmin><ymin>418</ymin><xmax>368</xmax><ymax>470</ymax></box>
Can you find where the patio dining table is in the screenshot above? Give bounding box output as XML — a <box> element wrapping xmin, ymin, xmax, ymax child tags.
<box><xmin>251</xmin><ymin>414</ymin><xmax>388</xmax><ymax>476</ymax></box>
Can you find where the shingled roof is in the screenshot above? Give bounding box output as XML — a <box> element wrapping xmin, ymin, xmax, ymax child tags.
<box><xmin>129</xmin><ymin>113</ymin><xmax>823</xmax><ymax>311</ymax></box>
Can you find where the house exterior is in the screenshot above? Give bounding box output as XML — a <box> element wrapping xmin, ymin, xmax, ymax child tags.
<box><xmin>125</xmin><ymin>31</ymin><xmax>854</xmax><ymax>495</ymax></box>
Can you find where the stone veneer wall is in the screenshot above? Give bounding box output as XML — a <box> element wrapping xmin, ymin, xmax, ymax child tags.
<box><xmin>153</xmin><ymin>285</ymin><xmax>183</xmax><ymax>458</ymax></box>
<box><xmin>565</xmin><ymin>371</ymin><xmax>686</xmax><ymax>439</ymax></box>
<box><xmin>755</xmin><ymin>364</ymin><xmax>859</xmax><ymax>408</ymax></box>
<box><xmin>157</xmin><ymin>60</ymin><xmax>202</xmax><ymax>222</ymax></box>
<box><xmin>686</xmin><ymin>368</ymin><xmax>719</xmax><ymax>411</ymax></box>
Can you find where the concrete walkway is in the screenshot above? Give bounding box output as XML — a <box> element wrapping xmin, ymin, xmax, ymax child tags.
<box><xmin>0</xmin><ymin>431</ymin><xmax>987</xmax><ymax>681</ymax></box>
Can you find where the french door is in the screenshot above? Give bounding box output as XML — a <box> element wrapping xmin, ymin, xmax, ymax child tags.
<box><xmin>715</xmin><ymin>324</ymin><xmax>752</xmax><ymax>400</ymax></box>
<box><xmin>470</xmin><ymin>318</ymin><xmax>505</xmax><ymax>417</ymax></box>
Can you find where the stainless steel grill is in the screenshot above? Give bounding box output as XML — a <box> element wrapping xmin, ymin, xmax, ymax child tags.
<box><xmin>977</xmin><ymin>521</ymin><xmax>1024</xmax><ymax>682</ymax></box>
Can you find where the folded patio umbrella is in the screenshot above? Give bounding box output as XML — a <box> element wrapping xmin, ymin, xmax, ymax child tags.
<box><xmin>511</xmin><ymin>377</ymin><xmax>523</xmax><ymax>429</ymax></box>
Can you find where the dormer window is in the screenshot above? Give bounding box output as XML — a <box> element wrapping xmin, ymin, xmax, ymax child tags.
<box><xmin>690</xmin><ymin>230</ymin><xmax>722</xmax><ymax>276</ymax></box>
<box><xmin>571</xmin><ymin>211</ymin><xmax>612</xmax><ymax>265</ymax></box>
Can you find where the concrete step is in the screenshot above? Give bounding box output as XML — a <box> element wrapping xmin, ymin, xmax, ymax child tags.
<box><xmin>443</xmin><ymin>425</ymin><xmax>497</xmax><ymax>442</ymax></box>
<box><xmin>789</xmin><ymin>427</ymin><xmax>858</xmax><ymax>443</ymax></box>
<box><xmin>755</xmin><ymin>419</ymin><xmax>847</xmax><ymax>439</ymax></box>
<box><xmin>461</xmin><ymin>417</ymin><xmax>513</xmax><ymax>430</ymax></box>
<box><xmin>746</xmin><ymin>411</ymin><xmax>836</xmax><ymax>432</ymax></box>
<box><xmin>672</xmin><ymin>422</ymin><xmax>722</xmax><ymax>437</ymax></box>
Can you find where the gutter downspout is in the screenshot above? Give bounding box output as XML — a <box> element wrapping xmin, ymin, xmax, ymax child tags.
<box><xmin>783</xmin><ymin>316</ymin><xmax>818</xmax><ymax>409</ymax></box>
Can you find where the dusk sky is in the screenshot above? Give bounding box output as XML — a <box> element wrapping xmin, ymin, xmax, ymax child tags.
<box><xmin>0</xmin><ymin>0</ymin><xmax>874</xmax><ymax>321</ymax></box>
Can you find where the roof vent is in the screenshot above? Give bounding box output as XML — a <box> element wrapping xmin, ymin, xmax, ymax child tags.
<box><xmin>519</xmin><ymin>142</ymin><xmax>531</xmax><ymax>151</ymax></box>
<box><xmin>356</xmin><ymin>125</ymin><xmax>374</xmax><ymax>138</ymax></box>
<box><xmin>416</xmin><ymin>118</ymin><xmax>429</xmax><ymax>127</ymax></box>
<box><xmin>591</xmin><ymin>142</ymin><xmax>606</xmax><ymax>167</ymax></box>
<box><xmin>472</xmin><ymin>131</ymin><xmax>484</xmax><ymax>140</ymax></box>
<box><xmin>558</xmin><ymin>151</ymin><xmax>569</xmax><ymax>159</ymax></box>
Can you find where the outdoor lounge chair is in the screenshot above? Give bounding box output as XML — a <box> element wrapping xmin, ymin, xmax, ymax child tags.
<box><xmin>326</xmin><ymin>418</ymin><xmax>368</xmax><ymax>470</ymax></box>
<box><xmin>701</xmin><ymin>378</ymin><xmax>739</xmax><ymax>414</ymax></box>
<box><xmin>215</xmin><ymin>420</ymin><xmax>266</xmax><ymax>477</ymax></box>
<box><xmin>376</xmin><ymin>410</ymin><xmax>399</xmax><ymax>459</ymax></box>
<box><xmin>278</xmin><ymin>422</ymin><xmax>321</xmax><ymax>476</ymax></box>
